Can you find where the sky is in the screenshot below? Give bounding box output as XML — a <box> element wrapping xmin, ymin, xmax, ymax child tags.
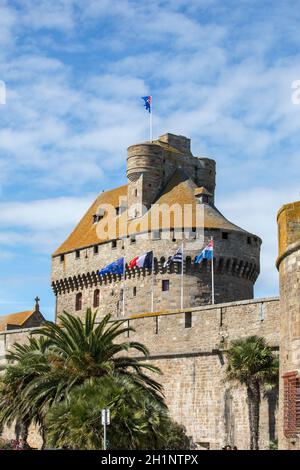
<box><xmin>0</xmin><ymin>0</ymin><xmax>300</xmax><ymax>321</ymax></box>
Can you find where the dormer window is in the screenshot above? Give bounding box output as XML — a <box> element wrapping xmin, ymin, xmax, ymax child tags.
<box><xmin>93</xmin><ymin>208</ymin><xmax>105</xmax><ymax>224</ymax></box>
<box><xmin>194</xmin><ymin>187</ymin><xmax>212</xmax><ymax>205</ymax></box>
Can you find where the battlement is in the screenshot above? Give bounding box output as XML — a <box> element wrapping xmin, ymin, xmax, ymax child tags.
<box><xmin>158</xmin><ymin>133</ymin><xmax>191</xmax><ymax>154</ymax></box>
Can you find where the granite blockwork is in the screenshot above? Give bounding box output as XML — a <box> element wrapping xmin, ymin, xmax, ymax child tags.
<box><xmin>2</xmin><ymin>133</ymin><xmax>300</xmax><ymax>450</ymax></box>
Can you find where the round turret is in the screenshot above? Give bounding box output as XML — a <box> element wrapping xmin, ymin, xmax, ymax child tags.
<box><xmin>127</xmin><ymin>143</ymin><xmax>163</xmax><ymax>183</ymax></box>
<box><xmin>196</xmin><ymin>158</ymin><xmax>216</xmax><ymax>199</ymax></box>
<box><xmin>127</xmin><ymin>143</ymin><xmax>163</xmax><ymax>210</ymax></box>
<box><xmin>277</xmin><ymin>201</ymin><xmax>300</xmax><ymax>450</ymax></box>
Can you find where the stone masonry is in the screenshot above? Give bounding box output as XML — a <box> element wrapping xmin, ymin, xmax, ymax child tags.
<box><xmin>52</xmin><ymin>133</ymin><xmax>260</xmax><ymax>320</ymax></box>
<box><xmin>4</xmin><ymin>133</ymin><xmax>299</xmax><ymax>450</ymax></box>
<box><xmin>0</xmin><ymin>296</ymin><xmax>279</xmax><ymax>450</ymax></box>
<box><xmin>277</xmin><ymin>201</ymin><xmax>300</xmax><ymax>449</ymax></box>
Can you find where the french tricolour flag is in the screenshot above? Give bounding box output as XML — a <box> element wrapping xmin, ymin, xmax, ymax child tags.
<box><xmin>129</xmin><ymin>251</ymin><xmax>153</xmax><ymax>269</ymax></box>
<box><xmin>194</xmin><ymin>240</ymin><xmax>214</xmax><ymax>264</ymax></box>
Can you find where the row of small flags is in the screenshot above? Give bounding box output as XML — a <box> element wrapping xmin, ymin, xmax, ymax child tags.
<box><xmin>98</xmin><ymin>240</ymin><xmax>214</xmax><ymax>276</ymax></box>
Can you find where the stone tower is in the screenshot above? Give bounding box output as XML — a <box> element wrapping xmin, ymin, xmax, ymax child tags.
<box><xmin>277</xmin><ymin>200</ymin><xmax>300</xmax><ymax>449</ymax></box>
<box><xmin>51</xmin><ymin>133</ymin><xmax>261</xmax><ymax>319</ymax></box>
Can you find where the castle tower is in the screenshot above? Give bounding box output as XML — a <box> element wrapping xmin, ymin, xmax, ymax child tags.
<box><xmin>277</xmin><ymin>201</ymin><xmax>300</xmax><ymax>449</ymax></box>
<box><xmin>51</xmin><ymin>133</ymin><xmax>261</xmax><ymax>319</ymax></box>
<box><xmin>126</xmin><ymin>133</ymin><xmax>216</xmax><ymax>214</ymax></box>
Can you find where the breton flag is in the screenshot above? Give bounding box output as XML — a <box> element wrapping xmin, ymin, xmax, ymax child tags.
<box><xmin>129</xmin><ymin>251</ymin><xmax>153</xmax><ymax>269</ymax></box>
<box><xmin>98</xmin><ymin>257</ymin><xmax>125</xmax><ymax>276</ymax></box>
<box><xmin>163</xmin><ymin>247</ymin><xmax>183</xmax><ymax>268</ymax></box>
<box><xmin>142</xmin><ymin>95</ymin><xmax>152</xmax><ymax>113</ymax></box>
<box><xmin>194</xmin><ymin>240</ymin><xmax>214</xmax><ymax>264</ymax></box>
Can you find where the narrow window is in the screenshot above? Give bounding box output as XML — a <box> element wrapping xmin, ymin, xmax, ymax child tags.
<box><xmin>75</xmin><ymin>250</ymin><xmax>80</xmax><ymax>259</ymax></box>
<box><xmin>130</xmin><ymin>235</ymin><xmax>136</xmax><ymax>244</ymax></box>
<box><xmin>60</xmin><ymin>254</ymin><xmax>64</xmax><ymax>263</ymax></box>
<box><xmin>134</xmin><ymin>189</ymin><xmax>138</xmax><ymax>197</ymax></box>
<box><xmin>162</xmin><ymin>280</ymin><xmax>169</xmax><ymax>292</ymax></box>
<box><xmin>75</xmin><ymin>292</ymin><xmax>82</xmax><ymax>311</ymax></box>
<box><xmin>133</xmin><ymin>287</ymin><xmax>137</xmax><ymax>297</ymax></box>
<box><xmin>93</xmin><ymin>289</ymin><xmax>100</xmax><ymax>308</ymax></box>
<box><xmin>112</xmin><ymin>240</ymin><xmax>117</xmax><ymax>249</ymax></box>
<box><xmin>116</xmin><ymin>207</ymin><xmax>120</xmax><ymax>216</ymax></box>
<box><xmin>120</xmin><ymin>289</ymin><xmax>124</xmax><ymax>301</ymax></box>
<box><xmin>185</xmin><ymin>312</ymin><xmax>192</xmax><ymax>328</ymax></box>
<box><xmin>93</xmin><ymin>245</ymin><xmax>99</xmax><ymax>254</ymax></box>
<box><xmin>247</xmin><ymin>236</ymin><xmax>252</xmax><ymax>245</ymax></box>
<box><xmin>222</xmin><ymin>232</ymin><xmax>228</xmax><ymax>240</ymax></box>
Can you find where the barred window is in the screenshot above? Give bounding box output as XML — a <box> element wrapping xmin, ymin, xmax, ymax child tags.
<box><xmin>283</xmin><ymin>371</ymin><xmax>300</xmax><ymax>437</ymax></box>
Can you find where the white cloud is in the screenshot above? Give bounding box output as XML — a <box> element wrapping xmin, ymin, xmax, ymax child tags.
<box><xmin>219</xmin><ymin>185</ymin><xmax>300</xmax><ymax>297</ymax></box>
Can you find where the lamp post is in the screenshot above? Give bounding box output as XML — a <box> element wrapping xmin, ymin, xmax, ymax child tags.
<box><xmin>101</xmin><ymin>408</ymin><xmax>110</xmax><ymax>450</ymax></box>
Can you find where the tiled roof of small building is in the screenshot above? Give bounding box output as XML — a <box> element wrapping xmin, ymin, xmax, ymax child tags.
<box><xmin>53</xmin><ymin>184</ymin><xmax>128</xmax><ymax>256</ymax></box>
<box><xmin>0</xmin><ymin>310</ymin><xmax>35</xmax><ymax>332</ymax></box>
<box><xmin>53</xmin><ymin>171</ymin><xmax>251</xmax><ymax>257</ymax></box>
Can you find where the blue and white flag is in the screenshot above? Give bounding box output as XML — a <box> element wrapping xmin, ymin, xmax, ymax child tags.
<box><xmin>194</xmin><ymin>240</ymin><xmax>214</xmax><ymax>264</ymax></box>
<box><xmin>163</xmin><ymin>247</ymin><xmax>183</xmax><ymax>268</ymax></box>
<box><xmin>142</xmin><ymin>95</ymin><xmax>152</xmax><ymax>113</ymax></box>
<box><xmin>98</xmin><ymin>257</ymin><xmax>124</xmax><ymax>276</ymax></box>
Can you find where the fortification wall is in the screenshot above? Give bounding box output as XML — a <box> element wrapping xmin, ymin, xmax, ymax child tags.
<box><xmin>277</xmin><ymin>201</ymin><xmax>300</xmax><ymax>450</ymax></box>
<box><xmin>0</xmin><ymin>297</ymin><xmax>279</xmax><ymax>450</ymax></box>
<box><xmin>52</xmin><ymin>228</ymin><xmax>260</xmax><ymax>319</ymax></box>
<box><xmin>125</xmin><ymin>297</ymin><xmax>279</xmax><ymax>449</ymax></box>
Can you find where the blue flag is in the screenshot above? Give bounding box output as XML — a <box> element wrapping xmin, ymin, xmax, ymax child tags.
<box><xmin>98</xmin><ymin>258</ymin><xmax>124</xmax><ymax>276</ymax></box>
<box><xmin>142</xmin><ymin>96</ymin><xmax>151</xmax><ymax>113</ymax></box>
<box><xmin>194</xmin><ymin>240</ymin><xmax>214</xmax><ymax>264</ymax></box>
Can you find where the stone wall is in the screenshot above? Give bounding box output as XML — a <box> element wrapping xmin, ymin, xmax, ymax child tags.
<box><xmin>277</xmin><ymin>201</ymin><xmax>300</xmax><ymax>450</ymax></box>
<box><xmin>52</xmin><ymin>228</ymin><xmax>260</xmax><ymax>320</ymax></box>
<box><xmin>1</xmin><ymin>296</ymin><xmax>279</xmax><ymax>450</ymax></box>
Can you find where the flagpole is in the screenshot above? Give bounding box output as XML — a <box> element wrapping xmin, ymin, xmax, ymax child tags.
<box><xmin>150</xmin><ymin>98</ymin><xmax>152</xmax><ymax>142</ymax></box>
<box><xmin>180</xmin><ymin>242</ymin><xmax>184</xmax><ymax>310</ymax></box>
<box><xmin>123</xmin><ymin>258</ymin><xmax>126</xmax><ymax>316</ymax></box>
<box><xmin>211</xmin><ymin>237</ymin><xmax>215</xmax><ymax>305</ymax></box>
<box><xmin>151</xmin><ymin>252</ymin><xmax>154</xmax><ymax>312</ymax></box>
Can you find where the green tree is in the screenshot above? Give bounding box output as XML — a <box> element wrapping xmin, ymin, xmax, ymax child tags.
<box><xmin>0</xmin><ymin>310</ymin><xmax>163</xmax><ymax>448</ymax></box>
<box><xmin>45</xmin><ymin>376</ymin><xmax>190</xmax><ymax>450</ymax></box>
<box><xmin>225</xmin><ymin>335</ymin><xmax>279</xmax><ymax>450</ymax></box>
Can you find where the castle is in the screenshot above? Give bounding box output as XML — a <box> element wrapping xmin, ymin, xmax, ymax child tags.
<box><xmin>0</xmin><ymin>133</ymin><xmax>299</xmax><ymax>450</ymax></box>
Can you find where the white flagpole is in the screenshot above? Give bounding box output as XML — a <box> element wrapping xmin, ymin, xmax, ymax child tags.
<box><xmin>180</xmin><ymin>242</ymin><xmax>184</xmax><ymax>309</ymax></box>
<box><xmin>211</xmin><ymin>237</ymin><xmax>215</xmax><ymax>305</ymax></box>
<box><xmin>150</xmin><ymin>96</ymin><xmax>152</xmax><ymax>142</ymax></box>
<box><xmin>122</xmin><ymin>258</ymin><xmax>126</xmax><ymax>316</ymax></box>
<box><xmin>151</xmin><ymin>252</ymin><xmax>154</xmax><ymax>312</ymax></box>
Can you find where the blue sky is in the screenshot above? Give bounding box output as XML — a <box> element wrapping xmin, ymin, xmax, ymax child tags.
<box><xmin>0</xmin><ymin>0</ymin><xmax>300</xmax><ymax>320</ymax></box>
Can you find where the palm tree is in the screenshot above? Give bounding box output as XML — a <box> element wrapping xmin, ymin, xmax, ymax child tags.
<box><xmin>0</xmin><ymin>309</ymin><xmax>163</xmax><ymax>448</ymax></box>
<box><xmin>46</xmin><ymin>375</ymin><xmax>189</xmax><ymax>450</ymax></box>
<box><xmin>225</xmin><ymin>335</ymin><xmax>279</xmax><ymax>450</ymax></box>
